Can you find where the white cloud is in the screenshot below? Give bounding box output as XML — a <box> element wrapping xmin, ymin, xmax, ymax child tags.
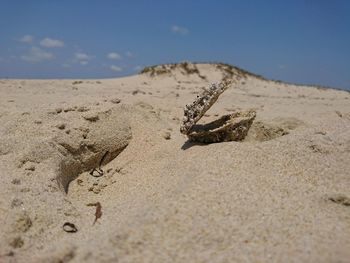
<box><xmin>20</xmin><ymin>35</ymin><xmax>34</xmax><ymax>43</ymax></box>
<box><xmin>75</xmin><ymin>52</ymin><xmax>91</xmax><ymax>60</ymax></box>
<box><xmin>21</xmin><ymin>47</ymin><xmax>54</xmax><ymax>62</ymax></box>
<box><xmin>107</xmin><ymin>52</ymin><xmax>121</xmax><ymax>60</ymax></box>
<box><xmin>171</xmin><ymin>25</ymin><xmax>189</xmax><ymax>35</ymax></box>
<box><xmin>62</xmin><ymin>63</ymin><xmax>71</xmax><ymax>68</ymax></box>
<box><xmin>40</xmin><ymin>38</ymin><xmax>64</xmax><ymax>48</ymax></box>
<box><xmin>110</xmin><ymin>65</ymin><xmax>123</xmax><ymax>72</ymax></box>
<box><xmin>74</xmin><ymin>52</ymin><xmax>93</xmax><ymax>66</ymax></box>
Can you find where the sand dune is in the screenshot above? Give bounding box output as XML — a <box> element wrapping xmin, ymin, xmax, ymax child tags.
<box><xmin>0</xmin><ymin>63</ymin><xmax>349</xmax><ymax>262</ymax></box>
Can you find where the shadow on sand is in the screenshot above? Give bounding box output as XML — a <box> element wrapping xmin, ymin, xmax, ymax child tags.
<box><xmin>181</xmin><ymin>140</ymin><xmax>209</xmax><ymax>150</ymax></box>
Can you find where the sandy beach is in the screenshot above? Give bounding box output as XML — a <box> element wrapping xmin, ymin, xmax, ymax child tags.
<box><xmin>0</xmin><ymin>62</ymin><xmax>349</xmax><ymax>262</ymax></box>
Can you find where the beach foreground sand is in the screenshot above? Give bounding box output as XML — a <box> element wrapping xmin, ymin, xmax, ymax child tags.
<box><xmin>0</xmin><ymin>63</ymin><xmax>349</xmax><ymax>262</ymax></box>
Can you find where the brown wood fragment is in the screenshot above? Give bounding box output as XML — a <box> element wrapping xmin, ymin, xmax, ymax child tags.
<box><xmin>87</xmin><ymin>202</ymin><xmax>102</xmax><ymax>225</ymax></box>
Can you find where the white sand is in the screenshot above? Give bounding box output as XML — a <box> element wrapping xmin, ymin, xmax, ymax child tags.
<box><xmin>0</xmin><ymin>63</ymin><xmax>349</xmax><ymax>262</ymax></box>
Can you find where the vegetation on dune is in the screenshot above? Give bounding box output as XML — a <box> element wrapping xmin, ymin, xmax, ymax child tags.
<box><xmin>139</xmin><ymin>62</ymin><xmax>345</xmax><ymax>92</ymax></box>
<box><xmin>140</xmin><ymin>61</ymin><xmax>267</xmax><ymax>84</ymax></box>
<box><xmin>214</xmin><ymin>62</ymin><xmax>266</xmax><ymax>81</ymax></box>
<box><xmin>140</xmin><ymin>62</ymin><xmax>206</xmax><ymax>80</ymax></box>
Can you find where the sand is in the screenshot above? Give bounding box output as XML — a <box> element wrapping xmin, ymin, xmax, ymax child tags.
<box><xmin>0</xmin><ymin>63</ymin><xmax>349</xmax><ymax>262</ymax></box>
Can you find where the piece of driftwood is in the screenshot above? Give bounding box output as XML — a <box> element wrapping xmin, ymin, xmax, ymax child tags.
<box><xmin>87</xmin><ymin>202</ymin><xmax>102</xmax><ymax>225</ymax></box>
<box><xmin>180</xmin><ymin>81</ymin><xmax>256</xmax><ymax>143</ymax></box>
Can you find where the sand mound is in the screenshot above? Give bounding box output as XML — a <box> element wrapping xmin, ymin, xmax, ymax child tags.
<box><xmin>11</xmin><ymin>106</ymin><xmax>132</xmax><ymax>193</ymax></box>
<box><xmin>245</xmin><ymin>117</ymin><xmax>305</xmax><ymax>142</ymax></box>
<box><xmin>1</xmin><ymin>63</ymin><xmax>350</xmax><ymax>262</ymax></box>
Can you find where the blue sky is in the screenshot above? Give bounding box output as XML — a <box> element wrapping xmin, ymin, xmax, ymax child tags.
<box><xmin>0</xmin><ymin>0</ymin><xmax>349</xmax><ymax>90</ymax></box>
